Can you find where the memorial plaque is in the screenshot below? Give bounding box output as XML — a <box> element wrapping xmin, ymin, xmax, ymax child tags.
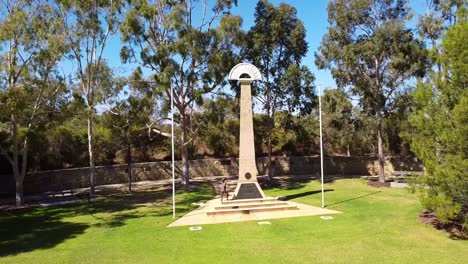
<box><xmin>236</xmin><ymin>183</ymin><xmax>263</xmax><ymax>199</ymax></box>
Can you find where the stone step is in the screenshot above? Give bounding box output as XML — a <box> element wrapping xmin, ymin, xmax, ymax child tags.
<box><xmin>214</xmin><ymin>201</ymin><xmax>288</xmax><ymax>210</ymax></box>
<box><xmin>206</xmin><ymin>204</ymin><xmax>298</xmax><ymax>216</ymax></box>
<box><xmin>221</xmin><ymin>197</ymin><xmax>278</xmax><ymax>205</ymax></box>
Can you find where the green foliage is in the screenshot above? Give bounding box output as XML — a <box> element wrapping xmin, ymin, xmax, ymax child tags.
<box><xmin>316</xmin><ymin>0</ymin><xmax>428</xmax><ymax>181</ymax></box>
<box><xmin>58</xmin><ymin>0</ymin><xmax>125</xmax><ymax>194</ymax></box>
<box><xmin>243</xmin><ymin>0</ymin><xmax>316</xmax><ymax>115</ymax></box>
<box><xmin>320</xmin><ymin>89</ymin><xmax>380</xmax><ymax>156</ymax></box>
<box><xmin>409</xmin><ymin>9</ymin><xmax>467</xmax><ymax>226</ymax></box>
<box><xmin>241</xmin><ymin>0</ymin><xmax>315</xmax><ymax>179</ymax></box>
<box><xmin>316</xmin><ymin>0</ymin><xmax>427</xmax><ymax>106</ymax></box>
<box><xmin>383</xmin><ymin>92</ymin><xmax>415</xmax><ymax>156</ymax></box>
<box><xmin>0</xmin><ymin>0</ymin><xmax>70</xmax><ymax>204</ymax></box>
<box><xmin>101</xmin><ymin>93</ymin><xmax>153</xmax><ymax>165</ymax></box>
<box><xmin>321</xmin><ymin>89</ymin><xmax>354</xmax><ymax>155</ymax></box>
<box><xmin>120</xmin><ymin>0</ymin><xmax>242</xmax><ymax>183</ymax></box>
<box><xmin>195</xmin><ymin>97</ymin><xmax>239</xmax><ymax>157</ymax></box>
<box><xmin>416</xmin><ymin>0</ymin><xmax>464</xmax><ymax>66</ymax></box>
<box><xmin>0</xmin><ymin>0</ymin><xmax>68</xmax><ymax>134</ymax></box>
<box><xmin>120</xmin><ymin>0</ymin><xmax>241</xmax><ymax>105</ymax></box>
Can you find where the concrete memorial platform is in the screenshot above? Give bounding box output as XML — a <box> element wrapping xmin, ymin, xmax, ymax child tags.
<box><xmin>167</xmin><ymin>197</ymin><xmax>342</xmax><ymax>227</ymax></box>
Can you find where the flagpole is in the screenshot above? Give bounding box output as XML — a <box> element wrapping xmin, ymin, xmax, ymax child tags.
<box><xmin>171</xmin><ymin>86</ymin><xmax>176</xmax><ymax>218</ymax></box>
<box><xmin>319</xmin><ymin>84</ymin><xmax>325</xmax><ymax>208</ymax></box>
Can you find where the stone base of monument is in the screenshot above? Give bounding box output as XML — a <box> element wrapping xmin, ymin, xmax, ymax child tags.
<box><xmin>167</xmin><ymin>197</ymin><xmax>342</xmax><ymax>227</ymax></box>
<box><xmin>206</xmin><ymin>197</ymin><xmax>298</xmax><ymax>216</ymax></box>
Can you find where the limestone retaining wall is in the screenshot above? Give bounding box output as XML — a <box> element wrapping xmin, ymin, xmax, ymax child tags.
<box><xmin>0</xmin><ymin>156</ymin><xmax>422</xmax><ymax>195</ymax></box>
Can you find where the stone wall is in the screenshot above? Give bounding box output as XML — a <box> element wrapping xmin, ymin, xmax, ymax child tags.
<box><xmin>0</xmin><ymin>156</ymin><xmax>422</xmax><ymax>195</ymax></box>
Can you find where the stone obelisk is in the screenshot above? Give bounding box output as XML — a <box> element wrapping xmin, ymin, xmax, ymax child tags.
<box><xmin>228</xmin><ymin>63</ymin><xmax>266</xmax><ymax>200</ymax></box>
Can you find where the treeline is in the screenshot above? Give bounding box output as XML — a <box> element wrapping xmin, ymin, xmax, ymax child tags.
<box><xmin>0</xmin><ymin>0</ymin><xmax>466</xmax><ymax>228</ymax></box>
<box><xmin>1</xmin><ymin>90</ymin><xmax>395</xmax><ymax>173</ymax></box>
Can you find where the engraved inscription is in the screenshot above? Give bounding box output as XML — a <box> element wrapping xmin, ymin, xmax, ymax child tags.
<box><xmin>236</xmin><ymin>183</ymin><xmax>262</xmax><ymax>199</ymax></box>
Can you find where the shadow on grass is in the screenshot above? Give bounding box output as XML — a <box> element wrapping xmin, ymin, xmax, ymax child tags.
<box><xmin>0</xmin><ymin>208</ymin><xmax>89</xmax><ymax>257</ymax></box>
<box><xmin>262</xmin><ymin>177</ymin><xmax>315</xmax><ymax>191</ymax></box>
<box><xmin>282</xmin><ymin>189</ymin><xmax>334</xmax><ymax>200</ymax></box>
<box><xmin>325</xmin><ymin>191</ymin><xmax>381</xmax><ymax>207</ymax></box>
<box><xmin>92</xmin><ymin>183</ymin><xmax>214</xmax><ymax>228</ymax></box>
<box><xmin>0</xmin><ymin>182</ymin><xmax>215</xmax><ymax>256</ymax></box>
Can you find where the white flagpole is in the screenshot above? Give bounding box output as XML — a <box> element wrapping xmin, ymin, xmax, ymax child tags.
<box><xmin>171</xmin><ymin>86</ymin><xmax>176</xmax><ymax>218</ymax></box>
<box><xmin>319</xmin><ymin>84</ymin><xmax>325</xmax><ymax>208</ymax></box>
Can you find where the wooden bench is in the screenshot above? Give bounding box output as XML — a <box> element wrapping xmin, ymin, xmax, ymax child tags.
<box><xmin>394</xmin><ymin>171</ymin><xmax>423</xmax><ymax>176</ymax></box>
<box><xmin>44</xmin><ymin>190</ymin><xmax>74</xmax><ymax>198</ymax></box>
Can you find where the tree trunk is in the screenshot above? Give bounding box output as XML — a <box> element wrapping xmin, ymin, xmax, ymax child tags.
<box><xmin>180</xmin><ymin>115</ymin><xmax>190</xmax><ymax>185</ymax></box>
<box><xmin>17</xmin><ymin>137</ymin><xmax>29</xmax><ymax>206</ymax></box>
<box><xmin>347</xmin><ymin>144</ymin><xmax>350</xmax><ymax>157</ymax></box>
<box><xmin>12</xmin><ymin>150</ymin><xmax>23</xmax><ymax>206</ymax></box>
<box><xmin>266</xmin><ymin>95</ymin><xmax>274</xmax><ymax>182</ymax></box>
<box><xmin>377</xmin><ymin>115</ymin><xmax>385</xmax><ymax>182</ymax></box>
<box><xmin>15</xmin><ymin>178</ymin><xmax>23</xmax><ymax>206</ymax></box>
<box><xmin>87</xmin><ymin>111</ymin><xmax>96</xmax><ymax>196</ymax></box>
<box><xmin>10</xmin><ymin>114</ymin><xmax>24</xmax><ymax>206</ymax></box>
<box><xmin>267</xmin><ymin>119</ymin><xmax>274</xmax><ymax>181</ymax></box>
<box><xmin>127</xmin><ymin>140</ymin><xmax>132</xmax><ymax>193</ymax></box>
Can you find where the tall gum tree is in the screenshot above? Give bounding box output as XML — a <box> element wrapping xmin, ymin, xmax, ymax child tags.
<box><xmin>242</xmin><ymin>0</ymin><xmax>315</xmax><ymax>181</ymax></box>
<box><xmin>0</xmin><ymin>0</ymin><xmax>68</xmax><ymax>205</ymax></box>
<box><xmin>315</xmin><ymin>0</ymin><xmax>427</xmax><ymax>182</ymax></box>
<box><xmin>120</xmin><ymin>0</ymin><xmax>242</xmax><ymax>185</ymax></box>
<box><xmin>57</xmin><ymin>0</ymin><xmax>122</xmax><ymax>195</ymax></box>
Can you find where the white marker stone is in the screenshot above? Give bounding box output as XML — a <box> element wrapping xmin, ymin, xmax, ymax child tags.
<box><xmin>258</xmin><ymin>221</ymin><xmax>272</xmax><ymax>225</ymax></box>
<box><xmin>189</xmin><ymin>226</ymin><xmax>203</xmax><ymax>231</ymax></box>
<box><xmin>320</xmin><ymin>216</ymin><xmax>334</xmax><ymax>220</ymax></box>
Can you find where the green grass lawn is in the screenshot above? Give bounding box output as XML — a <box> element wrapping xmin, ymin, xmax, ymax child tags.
<box><xmin>1</xmin><ymin>179</ymin><xmax>466</xmax><ymax>264</ymax></box>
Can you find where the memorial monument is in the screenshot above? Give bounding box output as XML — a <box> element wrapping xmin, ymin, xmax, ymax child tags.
<box><xmin>168</xmin><ymin>63</ymin><xmax>340</xmax><ymax>224</ymax></box>
<box><xmin>228</xmin><ymin>63</ymin><xmax>266</xmax><ymax>200</ymax></box>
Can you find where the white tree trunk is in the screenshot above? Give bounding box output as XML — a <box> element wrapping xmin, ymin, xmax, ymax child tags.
<box><xmin>11</xmin><ymin>114</ymin><xmax>24</xmax><ymax>205</ymax></box>
<box><xmin>180</xmin><ymin>117</ymin><xmax>190</xmax><ymax>185</ymax></box>
<box><xmin>377</xmin><ymin>115</ymin><xmax>385</xmax><ymax>182</ymax></box>
<box><xmin>127</xmin><ymin>138</ymin><xmax>133</xmax><ymax>193</ymax></box>
<box><xmin>87</xmin><ymin>111</ymin><xmax>96</xmax><ymax>196</ymax></box>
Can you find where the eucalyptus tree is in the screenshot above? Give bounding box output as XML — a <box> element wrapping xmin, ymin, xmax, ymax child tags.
<box><xmin>103</xmin><ymin>91</ymin><xmax>152</xmax><ymax>192</ymax></box>
<box><xmin>0</xmin><ymin>0</ymin><xmax>68</xmax><ymax>205</ymax></box>
<box><xmin>120</xmin><ymin>0</ymin><xmax>242</xmax><ymax>185</ymax></box>
<box><xmin>321</xmin><ymin>89</ymin><xmax>355</xmax><ymax>156</ymax></box>
<box><xmin>56</xmin><ymin>0</ymin><xmax>123</xmax><ymax>195</ymax></box>
<box><xmin>316</xmin><ymin>0</ymin><xmax>427</xmax><ymax>182</ymax></box>
<box><xmin>195</xmin><ymin>96</ymin><xmax>239</xmax><ymax>158</ymax></box>
<box><xmin>242</xmin><ymin>0</ymin><xmax>316</xmax><ymax>181</ymax></box>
